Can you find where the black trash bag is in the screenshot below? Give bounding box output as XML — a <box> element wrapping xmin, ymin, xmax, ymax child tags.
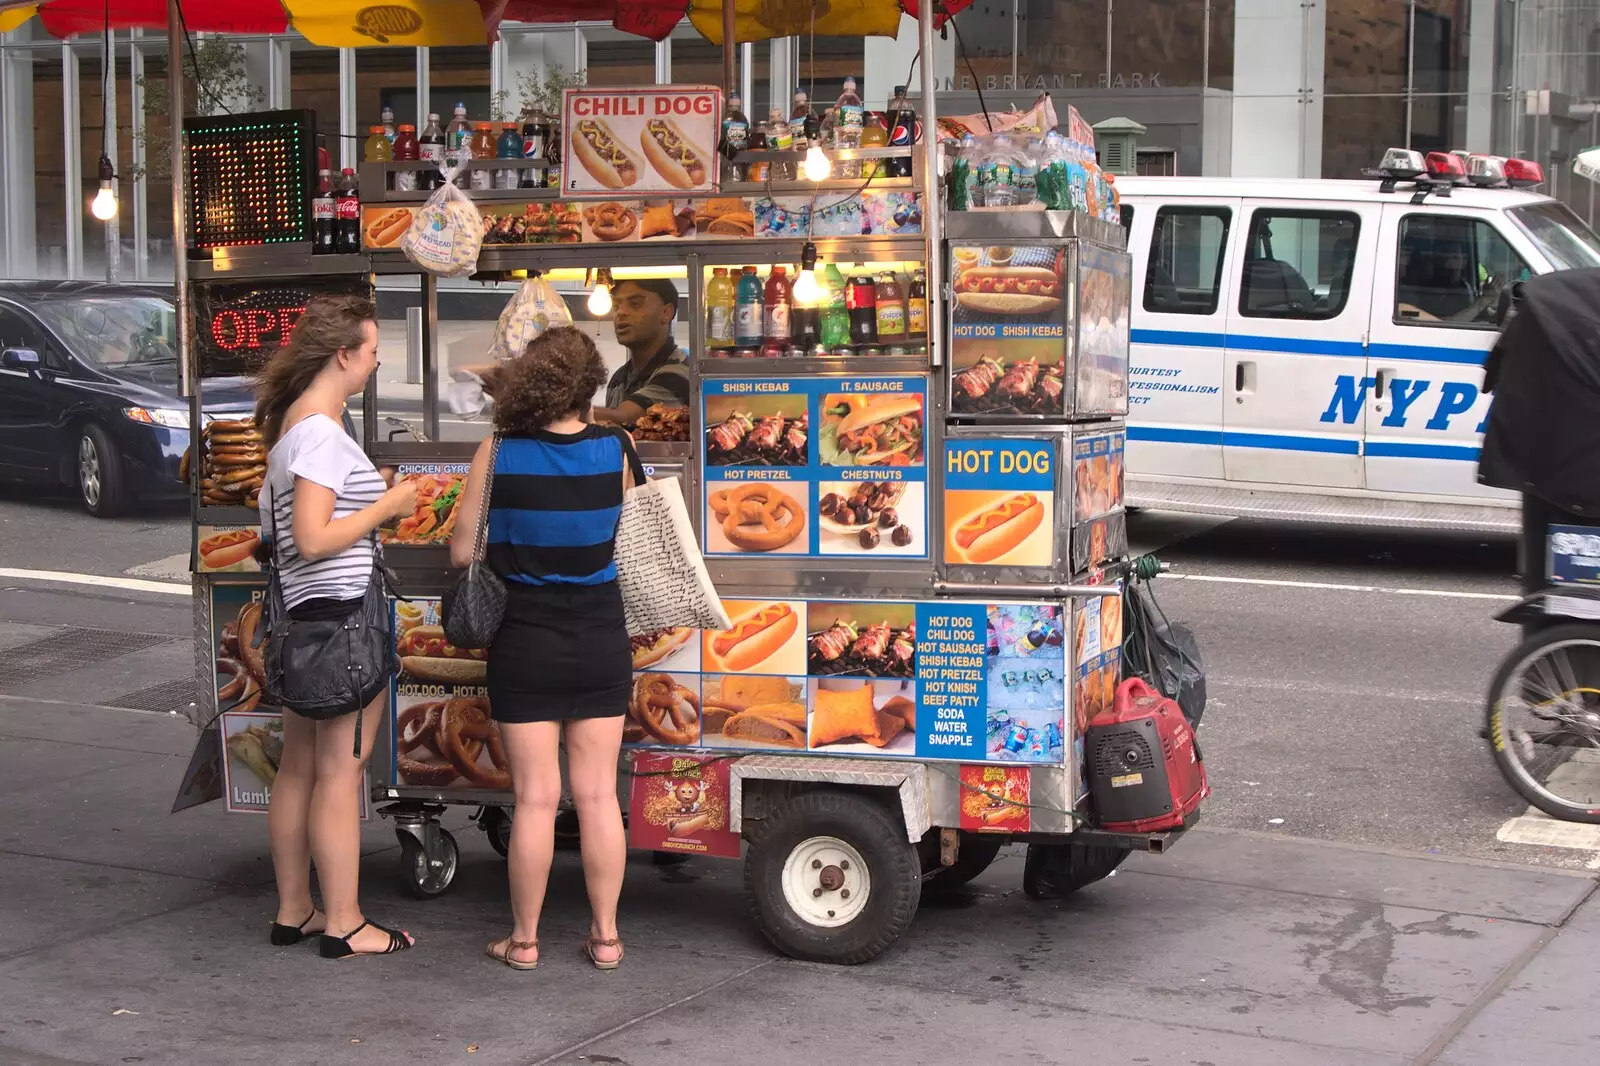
<box><xmin>1122</xmin><ymin>582</ymin><xmax>1207</xmax><ymax>728</ymax></box>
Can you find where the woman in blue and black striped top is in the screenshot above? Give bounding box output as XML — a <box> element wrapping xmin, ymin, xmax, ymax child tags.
<box><xmin>451</xmin><ymin>327</ymin><xmax>639</xmax><ymax>972</ymax></box>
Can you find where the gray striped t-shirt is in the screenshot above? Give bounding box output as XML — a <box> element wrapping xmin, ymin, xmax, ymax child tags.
<box><xmin>261</xmin><ymin>413</ymin><xmax>386</xmax><ymax>609</ymax></box>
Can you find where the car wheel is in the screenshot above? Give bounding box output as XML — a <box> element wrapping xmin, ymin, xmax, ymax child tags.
<box><xmin>76</xmin><ymin>424</ymin><xmax>128</xmax><ymax>518</ymax></box>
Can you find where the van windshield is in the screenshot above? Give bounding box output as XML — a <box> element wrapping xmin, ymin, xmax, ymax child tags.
<box><xmin>1508</xmin><ymin>202</ymin><xmax>1600</xmax><ymax>271</ymax></box>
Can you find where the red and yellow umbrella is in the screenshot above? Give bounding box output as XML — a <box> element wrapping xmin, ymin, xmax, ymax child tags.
<box><xmin>0</xmin><ymin>0</ymin><xmax>970</xmax><ymax>45</ymax></box>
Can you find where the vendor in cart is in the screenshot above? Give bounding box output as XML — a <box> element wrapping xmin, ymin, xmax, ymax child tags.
<box><xmin>589</xmin><ymin>277</ymin><xmax>690</xmax><ymax>427</ymax></box>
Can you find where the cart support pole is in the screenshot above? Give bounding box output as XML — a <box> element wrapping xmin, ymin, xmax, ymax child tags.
<box><xmin>917</xmin><ymin>0</ymin><xmax>942</xmax><ymax>368</ymax></box>
<box><xmin>170</xmin><ymin>0</ymin><xmax>190</xmax><ymax>399</ymax></box>
<box><xmin>722</xmin><ymin>2</ymin><xmax>737</xmax><ymax>95</ymax></box>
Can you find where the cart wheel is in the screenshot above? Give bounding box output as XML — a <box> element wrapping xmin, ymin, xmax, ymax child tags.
<box><xmin>745</xmin><ymin>790</ymin><xmax>920</xmax><ymax>965</ymax></box>
<box><xmin>1022</xmin><ymin>840</ymin><xmax>1129</xmax><ymax>900</ymax></box>
<box><xmin>922</xmin><ymin>834</ymin><xmax>1006</xmax><ymax>895</ymax></box>
<box><xmin>481</xmin><ymin>807</ymin><xmax>512</xmax><ymax>859</ymax></box>
<box><xmin>399</xmin><ymin>827</ymin><xmax>459</xmax><ymax>899</ymax></box>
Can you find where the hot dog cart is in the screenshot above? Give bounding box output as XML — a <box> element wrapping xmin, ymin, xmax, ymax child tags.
<box><xmin>175</xmin><ymin>4</ymin><xmax>1193</xmax><ymax>966</ymax></box>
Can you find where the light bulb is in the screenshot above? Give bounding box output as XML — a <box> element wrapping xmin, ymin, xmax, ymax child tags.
<box><xmin>792</xmin><ymin>268</ymin><xmax>822</xmax><ymax>307</ymax></box>
<box><xmin>91</xmin><ymin>185</ymin><xmax>118</xmax><ymax>221</ymax></box>
<box><xmin>803</xmin><ymin>144</ymin><xmax>832</xmax><ymax>182</ymax></box>
<box><xmin>587</xmin><ymin>281</ymin><xmax>612</xmax><ymax>317</ymax></box>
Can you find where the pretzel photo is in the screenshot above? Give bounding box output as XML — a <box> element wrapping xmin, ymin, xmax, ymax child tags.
<box><xmin>395</xmin><ymin>698</ymin><xmax>510</xmax><ymax>790</ymax></box>
<box><xmin>712</xmin><ymin>484</ymin><xmax>805</xmax><ymax>552</ymax></box>
<box><xmin>630</xmin><ymin>673</ymin><xmax>701</xmax><ymax>746</ymax></box>
<box><xmin>582</xmin><ymin>201</ymin><xmax>638</xmax><ymax>241</ymax></box>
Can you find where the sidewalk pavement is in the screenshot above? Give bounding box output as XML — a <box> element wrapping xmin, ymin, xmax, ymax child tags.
<box><xmin>3</xmin><ymin>692</ymin><xmax>1596</xmax><ymax>1066</ymax></box>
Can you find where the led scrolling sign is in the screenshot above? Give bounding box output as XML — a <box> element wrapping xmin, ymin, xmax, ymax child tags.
<box><xmin>184</xmin><ymin>110</ymin><xmax>316</xmax><ymax>254</ymax></box>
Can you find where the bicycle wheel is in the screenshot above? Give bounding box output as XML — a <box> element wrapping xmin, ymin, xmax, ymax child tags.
<box><xmin>1486</xmin><ymin>623</ymin><xmax>1600</xmax><ymax>823</ymax></box>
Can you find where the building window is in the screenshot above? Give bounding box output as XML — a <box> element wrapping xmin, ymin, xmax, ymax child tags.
<box><xmin>1238</xmin><ymin>209</ymin><xmax>1359</xmax><ymax>320</ymax></box>
<box><xmin>1145</xmin><ymin>206</ymin><xmax>1229</xmax><ymax>315</ymax></box>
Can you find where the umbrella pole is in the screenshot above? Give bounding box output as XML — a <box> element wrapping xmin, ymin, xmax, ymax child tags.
<box><xmin>722</xmin><ymin>2</ymin><xmax>736</xmax><ymax>95</ymax></box>
<box><xmin>170</xmin><ymin>0</ymin><xmax>190</xmax><ymax>398</ymax></box>
<box><xmin>918</xmin><ymin>0</ymin><xmax>941</xmax><ymax>368</ymax></box>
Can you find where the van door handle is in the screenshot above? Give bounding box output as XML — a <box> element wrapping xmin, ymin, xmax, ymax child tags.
<box><xmin>1373</xmin><ymin>368</ymin><xmax>1395</xmax><ymax>414</ymax></box>
<box><xmin>1234</xmin><ymin>360</ymin><xmax>1254</xmax><ymax>402</ymax></box>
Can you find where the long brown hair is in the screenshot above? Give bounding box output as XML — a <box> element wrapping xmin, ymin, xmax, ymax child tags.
<box><xmin>494</xmin><ymin>326</ymin><xmax>607</xmax><ymax>434</ymax></box>
<box><xmin>253</xmin><ymin>294</ymin><xmax>376</xmax><ymax>445</ymax></box>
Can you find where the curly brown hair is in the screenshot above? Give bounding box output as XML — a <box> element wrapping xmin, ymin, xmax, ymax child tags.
<box><xmin>493</xmin><ymin>326</ymin><xmax>607</xmax><ymax>434</ymax></box>
<box><xmin>253</xmin><ymin>294</ymin><xmax>375</xmax><ymax>446</ymax></box>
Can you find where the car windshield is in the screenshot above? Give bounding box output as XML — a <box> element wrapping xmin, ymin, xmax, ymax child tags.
<box><xmin>33</xmin><ymin>296</ymin><xmax>177</xmax><ymax>366</ymax></box>
<box><xmin>1508</xmin><ymin>202</ymin><xmax>1600</xmax><ymax>271</ymax></box>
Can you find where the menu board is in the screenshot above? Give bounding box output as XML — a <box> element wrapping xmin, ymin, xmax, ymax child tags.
<box><xmin>943</xmin><ymin>438</ymin><xmax>1057</xmax><ymax>569</ymax></box>
<box><xmin>562</xmin><ymin>86</ymin><xmax>721</xmax><ymax>197</ymax></box>
<box><xmin>701</xmin><ymin>375</ymin><xmax>929</xmax><ymax>560</ymax></box>
<box><xmin>949</xmin><ymin>242</ymin><xmax>1070</xmax><ymax>418</ymax></box>
<box><xmin>1075</xmin><ymin>242</ymin><xmax>1132</xmax><ymax>417</ymax></box>
<box><xmin>388</xmin><ymin>598</ymin><xmax>506</xmax><ymax>793</ymax></box>
<box><xmin>625</xmin><ymin>597</ymin><xmax>1070</xmax><ymax>765</ymax></box>
<box><xmin>1072</xmin><ymin>586</ymin><xmax>1124</xmax><ymax>803</ymax></box>
<box><xmin>1070</xmin><ymin>426</ymin><xmax>1127</xmax><ymax>573</ymax></box>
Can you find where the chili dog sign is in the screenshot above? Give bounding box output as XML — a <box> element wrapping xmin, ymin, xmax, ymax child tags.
<box><xmin>562</xmin><ymin>86</ymin><xmax>721</xmax><ymax>196</ymax></box>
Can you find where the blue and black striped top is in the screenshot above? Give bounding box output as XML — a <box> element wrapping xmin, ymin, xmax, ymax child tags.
<box><xmin>486</xmin><ymin>425</ymin><xmax>628</xmax><ymax>586</ymax></box>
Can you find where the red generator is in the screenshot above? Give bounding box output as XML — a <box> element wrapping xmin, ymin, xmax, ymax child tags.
<box><xmin>1086</xmin><ymin>678</ymin><xmax>1208</xmax><ymax>833</ymax></box>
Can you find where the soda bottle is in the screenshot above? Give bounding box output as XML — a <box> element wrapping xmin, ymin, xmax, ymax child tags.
<box><xmin>846</xmin><ymin>274</ymin><xmax>878</xmax><ymax>345</ymax></box>
<box><xmin>543</xmin><ymin>120</ymin><xmax>562</xmax><ymax>188</ymax></box>
<box><xmin>907</xmin><ymin>269</ymin><xmax>928</xmax><ymax>342</ymax></box>
<box><xmin>874</xmin><ymin>271</ymin><xmax>906</xmax><ymax>341</ymax></box>
<box><xmin>495</xmin><ymin>122</ymin><xmax>523</xmax><ymax>191</ymax></box>
<box><xmin>720</xmin><ymin>91</ymin><xmax>750</xmax><ymax>182</ymax></box>
<box><xmin>886</xmin><ymin>85</ymin><xmax>917</xmax><ymax>178</ymax></box>
<box><xmin>793</xmin><ymin>285</ymin><xmax>822</xmax><ymax>355</ymax></box>
<box><xmin>747</xmin><ymin>120</ymin><xmax>769</xmax><ymax>184</ymax></box>
<box><xmin>763</xmin><ymin>266</ymin><xmax>792</xmax><ymax>355</ymax></box>
<box><xmin>819</xmin><ymin>264</ymin><xmax>850</xmax><ymax>349</ymax></box>
<box><xmin>312</xmin><ymin>169</ymin><xmax>336</xmax><ymax>255</ymax></box>
<box><xmin>335</xmin><ymin>169</ymin><xmax>360</xmax><ymax>255</ymax></box>
<box><xmin>315</xmin><ymin>132</ymin><xmax>331</xmax><ymax>175</ymax></box>
<box><xmin>768</xmin><ymin>107</ymin><xmax>794</xmax><ymax>181</ymax></box>
<box><xmin>419</xmin><ymin>113</ymin><xmax>445</xmax><ymax>191</ymax></box>
<box><xmin>859</xmin><ymin>111</ymin><xmax>888</xmax><ymax>179</ymax></box>
<box><xmin>469</xmin><ymin>122</ymin><xmax>496</xmax><ymax>191</ymax></box>
<box><xmin>706</xmin><ymin>268</ymin><xmax>736</xmax><ymax>351</ymax></box>
<box><xmin>380</xmin><ymin>105</ymin><xmax>397</xmax><ymax>145</ymax></box>
<box><xmin>392</xmin><ymin>124</ymin><xmax>419</xmax><ymax>192</ymax></box>
<box><xmin>734</xmin><ymin>267</ymin><xmax>764</xmax><ymax>348</ymax></box>
<box><xmin>789</xmin><ymin>88</ymin><xmax>814</xmax><ymax>152</ymax></box>
<box><xmin>446</xmin><ymin>102</ymin><xmax>472</xmax><ymax>184</ymax></box>
<box><xmin>520</xmin><ymin>113</ymin><xmax>546</xmax><ymax>189</ymax></box>
<box><xmin>833</xmin><ymin>77</ymin><xmax>864</xmax><ymax>179</ymax></box>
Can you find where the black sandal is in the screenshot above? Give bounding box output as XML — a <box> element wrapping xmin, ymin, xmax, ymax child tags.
<box><xmin>318</xmin><ymin>920</ymin><xmax>413</xmax><ymax>959</ymax></box>
<box><xmin>269</xmin><ymin>910</ymin><xmax>322</xmax><ymax>947</ymax></box>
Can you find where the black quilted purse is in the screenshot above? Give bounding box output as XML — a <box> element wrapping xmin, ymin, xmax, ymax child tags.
<box><xmin>442</xmin><ymin>435</ymin><xmax>506</xmax><ymax>650</ymax></box>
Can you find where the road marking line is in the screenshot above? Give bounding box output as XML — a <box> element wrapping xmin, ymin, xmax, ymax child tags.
<box><xmin>0</xmin><ymin>568</ymin><xmax>190</xmax><ymax>597</ymax></box>
<box><xmin>124</xmin><ymin>553</ymin><xmax>191</xmax><ymax>581</ymax></box>
<box><xmin>1159</xmin><ymin>571</ymin><xmax>1517</xmax><ymax>602</ymax></box>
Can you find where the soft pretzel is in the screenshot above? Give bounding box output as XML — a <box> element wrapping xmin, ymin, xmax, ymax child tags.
<box><xmin>717</xmin><ymin>484</ymin><xmax>804</xmax><ymax>552</ymax></box>
<box><xmin>630</xmin><ymin>674</ymin><xmax>700</xmax><ymax>746</ymax></box>
<box><xmin>437</xmin><ymin>698</ymin><xmax>511</xmax><ymax>790</ymax></box>
<box><xmin>395</xmin><ymin>701</ymin><xmax>475</xmax><ymax>787</ymax></box>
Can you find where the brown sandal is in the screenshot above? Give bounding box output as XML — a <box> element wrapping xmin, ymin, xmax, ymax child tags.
<box><xmin>583</xmin><ymin>935</ymin><xmax>623</xmax><ymax>971</ymax></box>
<box><xmin>486</xmin><ymin>936</ymin><xmax>539</xmax><ymax>971</ymax></box>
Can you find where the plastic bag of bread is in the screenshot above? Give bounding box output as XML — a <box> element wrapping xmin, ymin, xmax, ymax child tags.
<box><xmin>487</xmin><ymin>275</ymin><xmax>573</xmax><ymax>364</ymax></box>
<box><xmin>936</xmin><ymin>93</ymin><xmax>1059</xmax><ymax>142</ymax></box>
<box><xmin>399</xmin><ymin>167</ymin><xmax>482</xmax><ymax>277</ymax></box>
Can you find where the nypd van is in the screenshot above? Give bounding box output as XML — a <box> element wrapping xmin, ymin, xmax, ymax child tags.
<box><xmin>1117</xmin><ymin>150</ymin><xmax>1600</xmax><ymax>532</ymax></box>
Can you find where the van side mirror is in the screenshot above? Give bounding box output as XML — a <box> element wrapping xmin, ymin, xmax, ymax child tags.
<box><xmin>0</xmin><ymin>347</ymin><xmax>40</xmax><ymax>370</ymax></box>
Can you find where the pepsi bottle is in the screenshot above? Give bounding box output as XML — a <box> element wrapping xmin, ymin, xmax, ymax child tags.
<box><xmin>886</xmin><ymin>84</ymin><xmax>917</xmax><ymax>179</ymax></box>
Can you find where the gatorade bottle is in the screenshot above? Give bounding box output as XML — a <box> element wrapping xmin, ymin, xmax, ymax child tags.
<box><xmin>819</xmin><ymin>263</ymin><xmax>849</xmax><ymax>349</ymax></box>
<box><xmin>706</xmin><ymin>268</ymin><xmax>736</xmax><ymax>352</ymax></box>
<box><xmin>419</xmin><ymin>113</ymin><xmax>445</xmax><ymax>191</ymax></box>
<box><xmin>392</xmin><ymin>124</ymin><xmax>419</xmax><ymax>192</ymax></box>
<box><xmin>763</xmin><ymin>266</ymin><xmax>792</xmax><ymax>356</ymax></box>
<box><xmin>495</xmin><ymin>123</ymin><xmax>523</xmax><ymax>190</ymax></box>
<box><xmin>469</xmin><ymin>122</ymin><xmax>496</xmax><ymax>191</ymax></box>
<box><xmin>364</xmin><ymin>125</ymin><xmax>392</xmax><ymax>191</ymax></box>
<box><xmin>734</xmin><ymin>266</ymin><xmax>764</xmax><ymax>348</ymax></box>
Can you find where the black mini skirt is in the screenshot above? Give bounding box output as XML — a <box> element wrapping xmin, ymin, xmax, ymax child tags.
<box><xmin>487</xmin><ymin>580</ymin><xmax>631</xmax><ymax>724</ymax></box>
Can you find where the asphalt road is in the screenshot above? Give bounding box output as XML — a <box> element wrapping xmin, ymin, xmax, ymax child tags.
<box><xmin>0</xmin><ymin>492</ymin><xmax>1569</xmax><ymax>869</ymax></box>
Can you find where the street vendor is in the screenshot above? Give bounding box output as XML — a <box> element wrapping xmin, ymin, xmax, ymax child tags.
<box><xmin>590</xmin><ymin>277</ymin><xmax>690</xmax><ymax>427</ymax></box>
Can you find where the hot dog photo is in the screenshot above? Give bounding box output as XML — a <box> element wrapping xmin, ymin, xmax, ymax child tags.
<box><xmin>944</xmin><ymin>490</ymin><xmax>1053</xmax><ymax>567</ymax></box>
<box><xmin>949</xmin><ymin>244</ymin><xmax>1071</xmax><ymax>417</ymax></box>
<box><xmin>563</xmin><ymin>87</ymin><xmax>720</xmax><ymax>196</ymax></box>
<box><xmin>196</xmin><ymin>525</ymin><xmax>261</xmax><ymax>573</ymax></box>
<box><xmin>362</xmin><ymin>205</ymin><xmax>414</xmax><ymax>249</ymax></box>
<box><xmin>702</xmin><ymin>600</ymin><xmax>806</xmax><ymax>675</ymax></box>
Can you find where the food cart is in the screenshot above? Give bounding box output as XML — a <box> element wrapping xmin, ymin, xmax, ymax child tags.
<box><xmin>170</xmin><ymin>1</ymin><xmax>1195</xmax><ymax>965</ymax></box>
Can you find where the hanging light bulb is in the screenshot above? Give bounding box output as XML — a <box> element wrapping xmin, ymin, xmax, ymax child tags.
<box><xmin>90</xmin><ymin>154</ymin><xmax>117</xmax><ymax>221</ymax></box>
<box><xmin>803</xmin><ymin>144</ymin><xmax>832</xmax><ymax>183</ymax></box>
<box><xmin>587</xmin><ymin>268</ymin><xmax>614</xmax><ymax>317</ymax></box>
<box><xmin>791</xmin><ymin>242</ymin><xmax>822</xmax><ymax>306</ymax></box>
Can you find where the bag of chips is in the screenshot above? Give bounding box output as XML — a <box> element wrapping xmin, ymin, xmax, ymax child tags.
<box><xmin>400</xmin><ymin>167</ymin><xmax>482</xmax><ymax>277</ymax></box>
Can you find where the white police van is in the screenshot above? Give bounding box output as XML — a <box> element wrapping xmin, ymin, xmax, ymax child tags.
<box><xmin>1117</xmin><ymin>150</ymin><xmax>1600</xmax><ymax>532</ymax></box>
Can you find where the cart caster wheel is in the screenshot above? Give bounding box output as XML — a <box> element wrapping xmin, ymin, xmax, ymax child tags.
<box><xmin>481</xmin><ymin>808</ymin><xmax>512</xmax><ymax>859</ymax></box>
<box><xmin>399</xmin><ymin>827</ymin><xmax>459</xmax><ymax>899</ymax></box>
<box><xmin>921</xmin><ymin>833</ymin><xmax>1005</xmax><ymax>896</ymax></box>
<box><xmin>745</xmin><ymin>790</ymin><xmax>920</xmax><ymax>965</ymax></box>
<box><xmin>1022</xmin><ymin>840</ymin><xmax>1129</xmax><ymax>900</ymax></box>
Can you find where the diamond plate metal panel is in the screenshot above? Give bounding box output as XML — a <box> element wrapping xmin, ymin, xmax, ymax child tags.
<box><xmin>0</xmin><ymin>627</ymin><xmax>172</xmax><ymax>689</ymax></box>
<box><xmin>729</xmin><ymin>755</ymin><xmax>931</xmax><ymax>841</ymax></box>
<box><xmin>191</xmin><ymin>577</ymin><xmax>215</xmax><ymax>730</ymax></box>
<box><xmin>1127</xmin><ymin>478</ymin><xmax>1518</xmax><ymax>533</ymax></box>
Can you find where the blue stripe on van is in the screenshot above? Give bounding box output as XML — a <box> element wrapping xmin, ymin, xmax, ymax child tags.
<box><xmin>1365</xmin><ymin>441</ymin><xmax>1482</xmax><ymax>461</ymax></box>
<box><xmin>1130</xmin><ymin>426</ymin><xmax>1480</xmax><ymax>462</ymax></box>
<box><xmin>1131</xmin><ymin>328</ymin><xmax>1487</xmax><ymax>366</ymax></box>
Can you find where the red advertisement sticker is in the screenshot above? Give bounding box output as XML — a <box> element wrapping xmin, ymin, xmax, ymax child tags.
<box><xmin>959</xmin><ymin>764</ymin><xmax>1030</xmax><ymax>833</ymax></box>
<box><xmin>628</xmin><ymin>752</ymin><xmax>741</xmax><ymax>858</ymax></box>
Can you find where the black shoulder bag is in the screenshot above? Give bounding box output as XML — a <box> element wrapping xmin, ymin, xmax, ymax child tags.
<box><xmin>442</xmin><ymin>435</ymin><xmax>506</xmax><ymax>650</ymax></box>
<box><xmin>256</xmin><ymin>481</ymin><xmax>398</xmax><ymax>757</ymax></box>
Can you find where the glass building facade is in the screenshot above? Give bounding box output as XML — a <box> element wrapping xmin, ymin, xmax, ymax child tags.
<box><xmin>3</xmin><ymin>0</ymin><xmax>1598</xmax><ymax>281</ymax></box>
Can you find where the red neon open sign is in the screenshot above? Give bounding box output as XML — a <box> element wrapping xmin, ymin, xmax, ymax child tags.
<box><xmin>208</xmin><ymin>305</ymin><xmax>306</xmax><ymax>353</ymax></box>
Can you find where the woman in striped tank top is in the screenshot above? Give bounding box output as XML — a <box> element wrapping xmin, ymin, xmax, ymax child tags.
<box><xmin>451</xmin><ymin>327</ymin><xmax>639</xmax><ymax>971</ymax></box>
<box><xmin>254</xmin><ymin>296</ymin><xmax>420</xmax><ymax>960</ymax></box>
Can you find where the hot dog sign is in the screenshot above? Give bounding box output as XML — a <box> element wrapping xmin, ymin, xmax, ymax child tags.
<box><xmin>562</xmin><ymin>86</ymin><xmax>722</xmax><ymax>196</ymax></box>
<box><xmin>943</xmin><ymin>439</ymin><xmax>1057</xmax><ymax>569</ymax></box>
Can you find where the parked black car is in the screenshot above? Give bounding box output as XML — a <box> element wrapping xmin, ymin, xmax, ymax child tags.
<box><xmin>0</xmin><ymin>282</ymin><xmax>255</xmax><ymax>516</ymax></box>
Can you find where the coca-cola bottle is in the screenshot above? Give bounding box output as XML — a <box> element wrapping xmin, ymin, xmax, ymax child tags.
<box><xmin>335</xmin><ymin>169</ymin><xmax>361</xmax><ymax>255</ymax></box>
<box><xmin>312</xmin><ymin>169</ymin><xmax>336</xmax><ymax>255</ymax></box>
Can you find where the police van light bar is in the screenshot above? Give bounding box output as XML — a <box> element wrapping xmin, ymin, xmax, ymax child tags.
<box><xmin>1466</xmin><ymin>154</ymin><xmax>1506</xmax><ymax>187</ymax></box>
<box><xmin>1424</xmin><ymin>151</ymin><xmax>1467</xmax><ymax>182</ymax></box>
<box><xmin>1504</xmin><ymin>158</ymin><xmax>1544</xmax><ymax>187</ymax></box>
<box><xmin>1379</xmin><ymin>147</ymin><xmax>1426</xmax><ymax>180</ymax></box>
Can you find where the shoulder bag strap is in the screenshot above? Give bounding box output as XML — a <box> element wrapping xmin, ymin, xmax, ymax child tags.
<box><xmin>612</xmin><ymin>426</ymin><xmax>647</xmax><ymax>489</ymax></box>
<box><xmin>473</xmin><ymin>435</ymin><xmax>503</xmax><ymax>563</ymax></box>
